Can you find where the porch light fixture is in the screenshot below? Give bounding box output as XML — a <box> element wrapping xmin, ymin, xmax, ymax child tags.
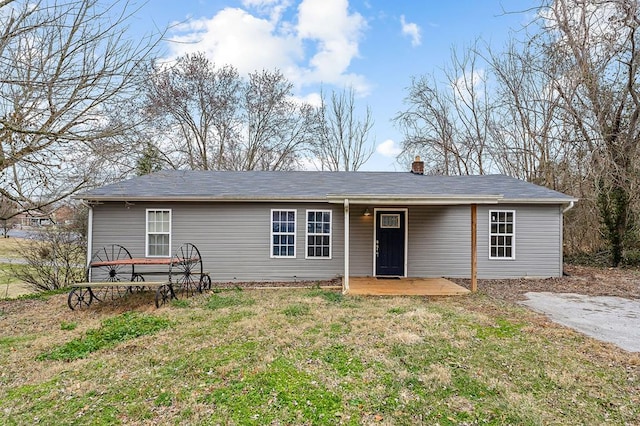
<box><xmin>363</xmin><ymin>208</ymin><xmax>371</xmax><ymax>217</ymax></box>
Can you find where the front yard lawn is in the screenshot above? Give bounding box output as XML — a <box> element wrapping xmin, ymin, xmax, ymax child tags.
<box><xmin>0</xmin><ymin>287</ymin><xmax>638</xmax><ymax>424</ymax></box>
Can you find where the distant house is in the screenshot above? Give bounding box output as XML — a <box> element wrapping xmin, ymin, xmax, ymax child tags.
<box><xmin>14</xmin><ymin>204</ymin><xmax>76</xmax><ymax>228</ymax></box>
<box><xmin>15</xmin><ymin>211</ymin><xmax>53</xmax><ymax>227</ymax></box>
<box><xmin>77</xmin><ymin>158</ymin><xmax>577</xmax><ymax>292</ymax></box>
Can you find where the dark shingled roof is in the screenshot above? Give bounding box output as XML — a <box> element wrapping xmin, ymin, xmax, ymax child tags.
<box><xmin>77</xmin><ymin>170</ymin><xmax>577</xmax><ymax>204</ymax></box>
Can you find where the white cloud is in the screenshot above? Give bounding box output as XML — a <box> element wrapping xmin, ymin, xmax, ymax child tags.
<box><xmin>299</xmin><ymin>155</ymin><xmax>323</xmax><ymax>170</ymax></box>
<box><xmin>376</xmin><ymin>139</ymin><xmax>402</xmax><ymax>158</ymax></box>
<box><xmin>169</xmin><ymin>8</ymin><xmax>301</xmax><ymax>75</ymax></box>
<box><xmin>167</xmin><ymin>0</ymin><xmax>369</xmax><ymax>94</ymax></box>
<box><xmin>451</xmin><ymin>69</ymin><xmax>485</xmax><ymax>103</ymax></box>
<box><xmin>400</xmin><ymin>15</ymin><xmax>421</xmax><ymax>47</ymax></box>
<box><xmin>291</xmin><ymin>92</ymin><xmax>323</xmax><ymax>107</ymax></box>
<box><xmin>297</xmin><ymin>0</ymin><xmax>366</xmax><ymax>84</ymax></box>
<box><xmin>242</xmin><ymin>0</ymin><xmax>291</xmax><ymax>23</ymax></box>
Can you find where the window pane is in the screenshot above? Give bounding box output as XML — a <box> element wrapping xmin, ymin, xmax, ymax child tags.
<box><xmin>323</xmin><ymin>247</ymin><xmax>329</xmax><ymax>257</ymax></box>
<box><xmin>308</xmin><ymin>247</ymin><xmax>314</xmax><ymax>257</ymax></box>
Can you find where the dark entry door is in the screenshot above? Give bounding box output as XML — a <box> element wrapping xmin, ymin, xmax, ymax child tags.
<box><xmin>375</xmin><ymin>211</ymin><xmax>405</xmax><ymax>276</ymax></box>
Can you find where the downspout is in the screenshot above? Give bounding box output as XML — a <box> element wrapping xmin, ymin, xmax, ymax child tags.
<box><xmin>86</xmin><ymin>204</ymin><xmax>93</xmax><ymax>281</ymax></box>
<box><xmin>343</xmin><ymin>199</ymin><xmax>350</xmax><ymax>294</ymax></box>
<box><xmin>563</xmin><ymin>201</ymin><xmax>575</xmax><ymax>214</ymax></box>
<box><xmin>560</xmin><ymin>201</ymin><xmax>575</xmax><ymax>277</ymax></box>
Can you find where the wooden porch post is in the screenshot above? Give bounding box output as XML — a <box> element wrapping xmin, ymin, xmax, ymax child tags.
<box><xmin>343</xmin><ymin>199</ymin><xmax>350</xmax><ymax>294</ymax></box>
<box><xmin>471</xmin><ymin>204</ymin><xmax>477</xmax><ymax>292</ymax></box>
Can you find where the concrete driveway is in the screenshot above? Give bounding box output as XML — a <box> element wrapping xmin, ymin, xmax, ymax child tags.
<box><xmin>520</xmin><ymin>292</ymin><xmax>640</xmax><ymax>352</ymax></box>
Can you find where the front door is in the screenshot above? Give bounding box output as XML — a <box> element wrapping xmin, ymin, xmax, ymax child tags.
<box><xmin>375</xmin><ymin>210</ymin><xmax>405</xmax><ymax>276</ymax></box>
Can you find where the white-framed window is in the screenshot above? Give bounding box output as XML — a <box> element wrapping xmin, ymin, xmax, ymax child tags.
<box><xmin>146</xmin><ymin>209</ymin><xmax>171</xmax><ymax>257</ymax></box>
<box><xmin>380</xmin><ymin>213</ymin><xmax>401</xmax><ymax>229</ymax></box>
<box><xmin>489</xmin><ymin>210</ymin><xmax>515</xmax><ymax>259</ymax></box>
<box><xmin>271</xmin><ymin>209</ymin><xmax>296</xmax><ymax>258</ymax></box>
<box><xmin>306</xmin><ymin>210</ymin><xmax>331</xmax><ymax>259</ymax></box>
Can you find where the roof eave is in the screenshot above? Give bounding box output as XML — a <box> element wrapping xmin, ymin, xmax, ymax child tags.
<box><xmin>497</xmin><ymin>197</ymin><xmax>579</xmax><ymax>204</ymax></box>
<box><xmin>75</xmin><ymin>195</ymin><xmax>331</xmax><ymax>203</ymax></box>
<box><xmin>326</xmin><ymin>194</ymin><xmax>503</xmax><ymax>205</ymax></box>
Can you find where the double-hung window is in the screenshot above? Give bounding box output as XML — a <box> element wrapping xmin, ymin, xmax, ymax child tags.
<box><xmin>489</xmin><ymin>210</ymin><xmax>515</xmax><ymax>259</ymax></box>
<box><xmin>271</xmin><ymin>210</ymin><xmax>296</xmax><ymax>258</ymax></box>
<box><xmin>306</xmin><ymin>210</ymin><xmax>331</xmax><ymax>258</ymax></box>
<box><xmin>146</xmin><ymin>209</ymin><xmax>171</xmax><ymax>257</ymax></box>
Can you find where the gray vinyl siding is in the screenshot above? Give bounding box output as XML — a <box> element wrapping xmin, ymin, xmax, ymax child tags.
<box><xmin>476</xmin><ymin>204</ymin><xmax>562</xmax><ymax>278</ymax></box>
<box><xmin>346</xmin><ymin>204</ymin><xmax>563</xmax><ymax>279</ymax></box>
<box><xmin>91</xmin><ymin>201</ymin><xmax>563</xmax><ymax>282</ymax></box>
<box><xmin>349</xmin><ymin>213</ymin><xmax>374</xmax><ymax>276</ymax></box>
<box><xmin>407</xmin><ymin>205</ymin><xmax>472</xmax><ymax>277</ymax></box>
<box><xmin>91</xmin><ymin>202</ymin><xmax>344</xmax><ymax>282</ymax></box>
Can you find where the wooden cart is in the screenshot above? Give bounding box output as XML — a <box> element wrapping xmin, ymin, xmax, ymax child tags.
<box><xmin>67</xmin><ymin>243</ymin><xmax>211</xmax><ymax>310</ymax></box>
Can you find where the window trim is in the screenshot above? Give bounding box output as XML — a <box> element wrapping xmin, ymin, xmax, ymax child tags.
<box><xmin>270</xmin><ymin>209</ymin><xmax>297</xmax><ymax>258</ymax></box>
<box><xmin>145</xmin><ymin>208</ymin><xmax>172</xmax><ymax>258</ymax></box>
<box><xmin>305</xmin><ymin>209</ymin><xmax>332</xmax><ymax>260</ymax></box>
<box><xmin>489</xmin><ymin>209</ymin><xmax>515</xmax><ymax>260</ymax></box>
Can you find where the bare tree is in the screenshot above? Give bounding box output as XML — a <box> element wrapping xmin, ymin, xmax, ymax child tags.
<box><xmin>394</xmin><ymin>44</ymin><xmax>492</xmax><ymax>175</ymax></box>
<box><xmin>143</xmin><ymin>53</ymin><xmax>242</xmax><ymax>170</ymax></box>
<box><xmin>0</xmin><ymin>0</ymin><xmax>161</xmax><ymax>217</ymax></box>
<box><xmin>0</xmin><ymin>196</ymin><xmax>18</xmax><ymax>237</ymax></box>
<box><xmin>142</xmin><ymin>54</ymin><xmax>315</xmax><ymax>170</ymax></box>
<box><xmin>313</xmin><ymin>87</ymin><xmax>374</xmax><ymax>171</ymax></box>
<box><xmin>537</xmin><ymin>0</ymin><xmax>640</xmax><ymax>265</ymax></box>
<box><xmin>238</xmin><ymin>70</ymin><xmax>317</xmax><ymax>171</ymax></box>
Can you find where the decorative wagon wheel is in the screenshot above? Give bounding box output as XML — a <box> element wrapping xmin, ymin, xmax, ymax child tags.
<box><xmin>130</xmin><ymin>273</ymin><xmax>147</xmax><ymax>293</ymax></box>
<box><xmin>155</xmin><ymin>284</ymin><xmax>174</xmax><ymax>308</ymax></box>
<box><xmin>88</xmin><ymin>244</ymin><xmax>134</xmax><ymax>301</ymax></box>
<box><xmin>169</xmin><ymin>243</ymin><xmax>203</xmax><ymax>299</ymax></box>
<box><xmin>199</xmin><ymin>273</ymin><xmax>212</xmax><ymax>291</ymax></box>
<box><xmin>89</xmin><ymin>244</ymin><xmax>135</xmax><ymax>282</ymax></box>
<box><xmin>67</xmin><ymin>287</ymin><xmax>93</xmax><ymax>310</ymax></box>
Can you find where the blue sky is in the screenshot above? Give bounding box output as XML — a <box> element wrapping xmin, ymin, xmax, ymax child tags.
<box><xmin>134</xmin><ymin>0</ymin><xmax>537</xmax><ymax>171</ymax></box>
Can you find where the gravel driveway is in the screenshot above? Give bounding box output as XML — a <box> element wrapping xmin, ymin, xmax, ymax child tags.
<box><xmin>520</xmin><ymin>292</ymin><xmax>640</xmax><ymax>352</ymax></box>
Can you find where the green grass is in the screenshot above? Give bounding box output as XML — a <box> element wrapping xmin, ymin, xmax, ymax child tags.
<box><xmin>205</xmin><ymin>290</ymin><xmax>254</xmax><ymax>310</ymax></box>
<box><xmin>0</xmin><ymin>289</ymin><xmax>638</xmax><ymax>425</ymax></box>
<box><xmin>0</xmin><ymin>237</ymin><xmax>29</xmax><ymax>259</ymax></box>
<box><xmin>37</xmin><ymin>312</ymin><xmax>171</xmax><ymax>361</ymax></box>
<box><xmin>282</xmin><ymin>302</ymin><xmax>310</xmax><ymax>316</ymax></box>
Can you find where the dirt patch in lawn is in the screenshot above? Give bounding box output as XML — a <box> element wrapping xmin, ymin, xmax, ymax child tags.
<box><xmin>453</xmin><ymin>264</ymin><xmax>640</xmax><ymax>302</ymax></box>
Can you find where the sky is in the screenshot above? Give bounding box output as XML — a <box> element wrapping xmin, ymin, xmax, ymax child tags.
<box><xmin>133</xmin><ymin>0</ymin><xmax>537</xmax><ymax>171</ymax></box>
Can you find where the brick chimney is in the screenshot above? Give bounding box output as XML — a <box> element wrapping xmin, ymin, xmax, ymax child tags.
<box><xmin>411</xmin><ymin>156</ymin><xmax>424</xmax><ymax>175</ymax></box>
